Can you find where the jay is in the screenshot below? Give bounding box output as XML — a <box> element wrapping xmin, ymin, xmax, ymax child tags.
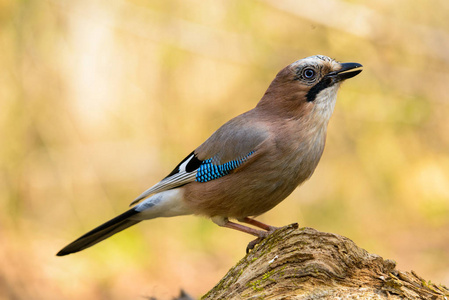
<box><xmin>57</xmin><ymin>55</ymin><xmax>362</xmax><ymax>256</ymax></box>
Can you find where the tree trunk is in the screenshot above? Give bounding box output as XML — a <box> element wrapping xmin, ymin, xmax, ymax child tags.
<box><xmin>202</xmin><ymin>225</ymin><xmax>449</xmax><ymax>299</ymax></box>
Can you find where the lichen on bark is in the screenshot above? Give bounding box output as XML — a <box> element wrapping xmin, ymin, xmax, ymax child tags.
<box><xmin>202</xmin><ymin>225</ymin><xmax>449</xmax><ymax>300</ymax></box>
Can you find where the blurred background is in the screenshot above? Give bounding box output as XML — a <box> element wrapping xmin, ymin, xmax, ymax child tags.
<box><xmin>1</xmin><ymin>0</ymin><xmax>449</xmax><ymax>299</ymax></box>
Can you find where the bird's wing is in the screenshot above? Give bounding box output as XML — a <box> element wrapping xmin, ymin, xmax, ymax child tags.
<box><xmin>130</xmin><ymin>114</ymin><xmax>270</xmax><ymax>206</ymax></box>
<box><xmin>130</xmin><ymin>152</ymin><xmax>200</xmax><ymax>206</ymax></box>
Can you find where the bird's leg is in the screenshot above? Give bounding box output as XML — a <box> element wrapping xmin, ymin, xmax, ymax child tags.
<box><xmin>237</xmin><ymin>217</ymin><xmax>280</xmax><ymax>253</ymax></box>
<box><xmin>219</xmin><ymin>219</ymin><xmax>267</xmax><ymax>237</ymax></box>
<box><xmin>212</xmin><ymin>216</ymin><xmax>269</xmax><ymax>253</ymax></box>
<box><xmin>222</xmin><ymin>221</ymin><xmax>269</xmax><ymax>253</ymax></box>
<box><xmin>237</xmin><ymin>217</ymin><xmax>279</xmax><ymax>232</ymax></box>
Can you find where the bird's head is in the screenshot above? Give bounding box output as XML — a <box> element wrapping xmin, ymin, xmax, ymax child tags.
<box><xmin>257</xmin><ymin>55</ymin><xmax>362</xmax><ymax>124</ymax></box>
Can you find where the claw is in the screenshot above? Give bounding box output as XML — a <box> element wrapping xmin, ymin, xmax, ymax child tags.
<box><xmin>246</xmin><ymin>231</ymin><xmax>270</xmax><ymax>253</ymax></box>
<box><xmin>245</xmin><ymin>223</ymin><xmax>299</xmax><ymax>253</ymax></box>
<box><xmin>246</xmin><ymin>236</ymin><xmax>265</xmax><ymax>253</ymax></box>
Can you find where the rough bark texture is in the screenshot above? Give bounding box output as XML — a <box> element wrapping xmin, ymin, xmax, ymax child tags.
<box><xmin>202</xmin><ymin>225</ymin><xmax>449</xmax><ymax>300</ymax></box>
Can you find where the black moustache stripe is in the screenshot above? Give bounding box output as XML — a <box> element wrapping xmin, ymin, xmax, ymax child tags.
<box><xmin>306</xmin><ymin>77</ymin><xmax>333</xmax><ymax>102</ymax></box>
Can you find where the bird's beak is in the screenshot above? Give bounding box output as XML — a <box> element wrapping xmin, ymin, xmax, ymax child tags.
<box><xmin>328</xmin><ymin>62</ymin><xmax>363</xmax><ymax>82</ymax></box>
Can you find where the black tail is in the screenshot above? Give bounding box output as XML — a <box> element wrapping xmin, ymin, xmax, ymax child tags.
<box><xmin>57</xmin><ymin>208</ymin><xmax>141</xmax><ymax>256</ymax></box>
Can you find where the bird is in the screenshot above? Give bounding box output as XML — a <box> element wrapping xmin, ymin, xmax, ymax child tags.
<box><xmin>57</xmin><ymin>55</ymin><xmax>362</xmax><ymax>256</ymax></box>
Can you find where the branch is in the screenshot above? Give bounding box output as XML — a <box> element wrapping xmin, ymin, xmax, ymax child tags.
<box><xmin>202</xmin><ymin>225</ymin><xmax>449</xmax><ymax>299</ymax></box>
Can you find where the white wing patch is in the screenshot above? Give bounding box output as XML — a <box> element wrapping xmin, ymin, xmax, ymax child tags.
<box><xmin>129</xmin><ymin>154</ymin><xmax>198</xmax><ymax>206</ymax></box>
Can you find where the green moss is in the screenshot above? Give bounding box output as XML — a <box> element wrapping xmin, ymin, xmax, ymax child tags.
<box><xmin>385</xmin><ymin>274</ymin><xmax>403</xmax><ymax>290</ymax></box>
<box><xmin>247</xmin><ymin>265</ymin><xmax>284</xmax><ymax>293</ymax></box>
<box><xmin>262</xmin><ymin>269</ymin><xmax>276</xmax><ymax>281</ymax></box>
<box><xmin>204</xmin><ymin>256</ymin><xmax>251</xmax><ymax>298</ymax></box>
<box><xmin>421</xmin><ymin>279</ymin><xmax>444</xmax><ymax>294</ymax></box>
<box><xmin>248</xmin><ymin>279</ymin><xmax>265</xmax><ymax>292</ymax></box>
<box><xmin>241</xmin><ymin>291</ymin><xmax>265</xmax><ymax>299</ymax></box>
<box><xmin>204</xmin><ymin>226</ymin><xmax>298</xmax><ymax>299</ymax></box>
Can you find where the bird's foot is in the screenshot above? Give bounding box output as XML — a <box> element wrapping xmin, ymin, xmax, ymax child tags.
<box><xmin>245</xmin><ymin>222</ymin><xmax>299</xmax><ymax>253</ymax></box>
<box><xmin>245</xmin><ymin>227</ymin><xmax>276</xmax><ymax>254</ymax></box>
<box><xmin>246</xmin><ymin>235</ymin><xmax>267</xmax><ymax>254</ymax></box>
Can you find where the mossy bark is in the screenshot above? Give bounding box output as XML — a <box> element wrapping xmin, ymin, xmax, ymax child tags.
<box><xmin>202</xmin><ymin>225</ymin><xmax>449</xmax><ymax>299</ymax></box>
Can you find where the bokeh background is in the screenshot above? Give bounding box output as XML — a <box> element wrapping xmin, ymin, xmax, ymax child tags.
<box><xmin>1</xmin><ymin>0</ymin><xmax>449</xmax><ymax>299</ymax></box>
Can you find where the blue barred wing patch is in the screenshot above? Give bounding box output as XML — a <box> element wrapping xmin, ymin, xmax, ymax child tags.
<box><xmin>196</xmin><ymin>151</ymin><xmax>255</xmax><ymax>182</ymax></box>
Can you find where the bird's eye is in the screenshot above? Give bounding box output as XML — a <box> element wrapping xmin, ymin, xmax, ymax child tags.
<box><xmin>303</xmin><ymin>68</ymin><xmax>316</xmax><ymax>79</ymax></box>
